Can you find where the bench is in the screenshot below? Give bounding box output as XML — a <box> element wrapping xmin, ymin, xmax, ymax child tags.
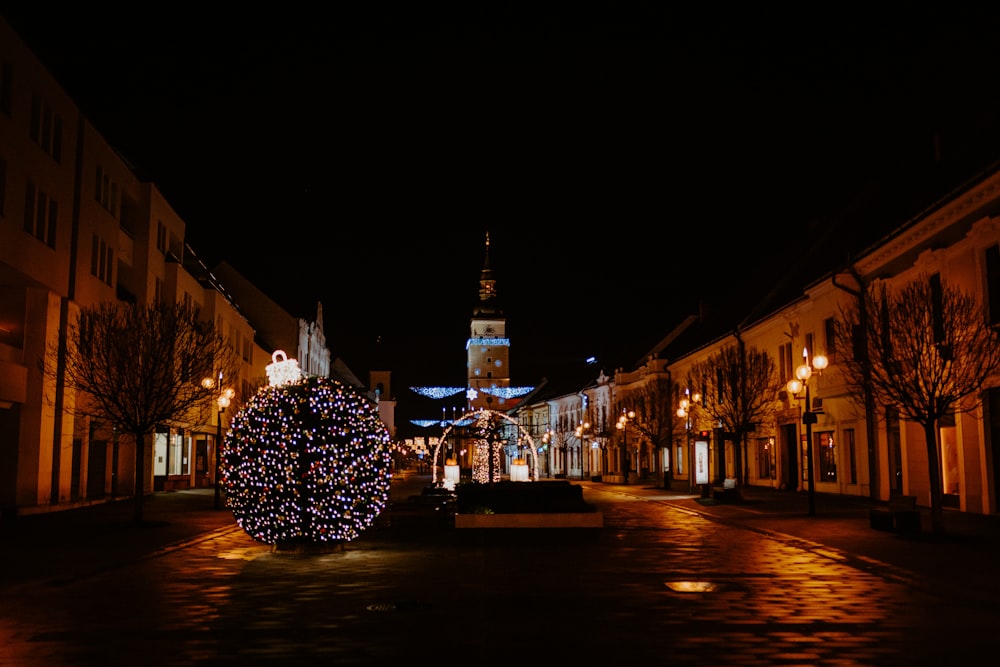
<box><xmin>711</xmin><ymin>478</ymin><xmax>739</xmax><ymax>502</ymax></box>
<box><xmin>869</xmin><ymin>494</ymin><xmax>921</xmax><ymax>533</ymax></box>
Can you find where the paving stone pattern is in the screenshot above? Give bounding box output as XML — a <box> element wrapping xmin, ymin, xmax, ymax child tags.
<box><xmin>0</xmin><ymin>477</ymin><xmax>997</xmax><ymax>666</ymax></box>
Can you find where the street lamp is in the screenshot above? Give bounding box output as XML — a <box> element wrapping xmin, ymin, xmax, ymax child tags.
<box><xmin>575</xmin><ymin>421</ymin><xmax>591</xmax><ymax>480</ymax></box>
<box><xmin>676</xmin><ymin>388</ymin><xmax>702</xmax><ymax>494</ymax></box>
<box><xmin>203</xmin><ymin>371</ymin><xmax>234</xmax><ymax>510</ymax></box>
<box><xmin>616</xmin><ymin>409</ymin><xmax>635</xmax><ymax>485</ymax></box>
<box><xmin>786</xmin><ymin>348</ymin><xmax>828</xmax><ymax>517</ymax></box>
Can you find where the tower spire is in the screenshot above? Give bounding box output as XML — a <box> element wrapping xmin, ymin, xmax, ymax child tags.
<box><xmin>475</xmin><ymin>231</ymin><xmax>500</xmax><ymax>315</ymax></box>
<box><xmin>467</xmin><ymin>231</ymin><xmax>510</xmax><ymax>416</ymax></box>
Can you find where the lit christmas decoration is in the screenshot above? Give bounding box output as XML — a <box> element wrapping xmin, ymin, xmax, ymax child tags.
<box><xmin>471</xmin><ymin>409</ymin><xmax>504</xmax><ymax>483</ymax></box>
<box><xmin>432</xmin><ymin>408</ymin><xmax>540</xmax><ymax>483</ymax></box>
<box><xmin>265</xmin><ymin>349</ymin><xmax>302</xmax><ymax>387</ymax></box>
<box><xmin>406</xmin><ymin>385</ymin><xmax>534</xmax><ymax>429</ymax></box>
<box><xmin>466</xmin><ymin>336</ymin><xmax>510</xmax><ymax>347</ymax></box>
<box><xmin>222</xmin><ymin>373</ymin><xmax>392</xmax><ymax>547</ymax></box>
<box><xmin>408</xmin><ymin>386</ymin><xmax>467</xmax><ymax>399</ymax></box>
<box><xmin>472</xmin><ymin>439</ymin><xmax>504</xmax><ymax>483</ymax></box>
<box><xmin>479</xmin><ymin>386</ymin><xmax>534</xmax><ymax>399</ymax></box>
<box><xmin>410</xmin><ymin>418</ymin><xmax>473</xmax><ymax>428</ymax></box>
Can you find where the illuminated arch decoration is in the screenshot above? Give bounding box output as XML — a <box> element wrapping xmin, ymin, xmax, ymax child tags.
<box><xmin>433</xmin><ymin>408</ymin><xmax>540</xmax><ymax>483</ymax></box>
<box><xmin>223</xmin><ymin>372</ymin><xmax>392</xmax><ymax>547</ymax></box>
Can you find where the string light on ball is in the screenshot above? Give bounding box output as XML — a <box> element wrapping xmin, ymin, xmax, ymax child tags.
<box><xmin>223</xmin><ymin>351</ymin><xmax>392</xmax><ymax>547</ymax></box>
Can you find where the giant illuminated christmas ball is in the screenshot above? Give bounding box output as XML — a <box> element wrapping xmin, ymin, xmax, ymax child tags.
<box><xmin>222</xmin><ymin>366</ymin><xmax>392</xmax><ymax>547</ymax></box>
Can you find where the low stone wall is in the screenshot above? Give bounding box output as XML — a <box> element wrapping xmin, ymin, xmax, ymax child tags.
<box><xmin>455</xmin><ymin>480</ymin><xmax>596</xmax><ymax>514</ymax></box>
<box><xmin>454</xmin><ymin>512</ymin><xmax>604</xmax><ymax>529</ymax></box>
<box><xmin>452</xmin><ymin>480</ymin><xmax>602</xmax><ymax>529</ymax></box>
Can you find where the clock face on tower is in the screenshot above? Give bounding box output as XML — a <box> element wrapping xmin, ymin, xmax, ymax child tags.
<box><xmin>484</xmin><ymin>325</ymin><xmax>494</xmax><ymax>334</ymax></box>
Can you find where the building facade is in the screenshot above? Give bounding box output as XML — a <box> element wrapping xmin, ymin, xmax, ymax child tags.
<box><xmin>0</xmin><ymin>16</ymin><xmax>356</xmax><ymax>515</ymax></box>
<box><xmin>510</xmin><ymin>168</ymin><xmax>1000</xmax><ymax>516</ymax></box>
<box><xmin>610</xmin><ymin>167</ymin><xmax>1000</xmax><ymax>515</ymax></box>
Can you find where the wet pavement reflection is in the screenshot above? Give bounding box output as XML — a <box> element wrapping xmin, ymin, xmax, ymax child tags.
<box><xmin>1</xmin><ymin>482</ymin><xmax>996</xmax><ymax>666</ymax></box>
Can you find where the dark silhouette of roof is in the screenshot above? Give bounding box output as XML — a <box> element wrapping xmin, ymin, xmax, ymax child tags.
<box><xmin>642</xmin><ymin>152</ymin><xmax>1000</xmax><ymax>367</ymax></box>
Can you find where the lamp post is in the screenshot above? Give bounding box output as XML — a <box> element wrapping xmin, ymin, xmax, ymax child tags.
<box><xmin>542</xmin><ymin>429</ymin><xmax>553</xmax><ymax>478</ymax></box>
<box><xmin>786</xmin><ymin>348</ymin><xmax>828</xmax><ymax>516</ymax></box>
<box><xmin>616</xmin><ymin>409</ymin><xmax>635</xmax><ymax>485</ymax></box>
<box><xmin>676</xmin><ymin>388</ymin><xmax>701</xmax><ymax>494</ymax></box>
<box><xmin>204</xmin><ymin>371</ymin><xmax>234</xmax><ymax>511</ymax></box>
<box><xmin>561</xmin><ymin>422</ymin><xmax>570</xmax><ymax>478</ymax></box>
<box><xmin>575</xmin><ymin>421</ymin><xmax>591</xmax><ymax>480</ymax></box>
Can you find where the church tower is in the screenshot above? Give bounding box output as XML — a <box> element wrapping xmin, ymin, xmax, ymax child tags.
<box><xmin>467</xmin><ymin>232</ymin><xmax>511</xmax><ymax>411</ymax></box>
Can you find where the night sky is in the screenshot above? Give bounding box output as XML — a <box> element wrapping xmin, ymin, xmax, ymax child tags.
<box><xmin>6</xmin><ymin>6</ymin><xmax>1000</xmax><ymax>431</ymax></box>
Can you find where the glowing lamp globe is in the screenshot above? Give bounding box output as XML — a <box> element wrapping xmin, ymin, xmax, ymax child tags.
<box><xmin>222</xmin><ymin>373</ymin><xmax>392</xmax><ymax>547</ymax></box>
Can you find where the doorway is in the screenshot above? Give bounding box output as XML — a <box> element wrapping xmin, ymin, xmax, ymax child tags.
<box><xmin>781</xmin><ymin>423</ymin><xmax>798</xmax><ymax>491</ymax></box>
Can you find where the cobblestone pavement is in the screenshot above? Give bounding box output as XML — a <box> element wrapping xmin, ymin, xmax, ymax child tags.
<box><xmin>1</xmin><ymin>474</ymin><xmax>998</xmax><ymax>666</ymax></box>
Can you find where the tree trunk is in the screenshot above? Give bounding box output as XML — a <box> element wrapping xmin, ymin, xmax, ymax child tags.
<box><xmin>133</xmin><ymin>431</ymin><xmax>146</xmax><ymax>523</ymax></box>
<box><xmin>923</xmin><ymin>420</ymin><xmax>944</xmax><ymax>535</ymax></box>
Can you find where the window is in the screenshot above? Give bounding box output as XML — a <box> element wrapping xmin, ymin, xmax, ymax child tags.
<box><xmin>930</xmin><ymin>272</ymin><xmax>945</xmax><ymax>344</ymax></box>
<box><xmin>154</xmin><ymin>276</ymin><xmax>164</xmax><ymax>305</ymax></box>
<box><xmin>90</xmin><ymin>234</ymin><xmax>115</xmax><ymax>285</ymax></box>
<box><xmin>0</xmin><ymin>60</ymin><xmax>11</xmax><ymax>116</ymax></box>
<box><xmin>986</xmin><ymin>245</ymin><xmax>1000</xmax><ymax>327</ymax></box>
<box><xmin>939</xmin><ymin>414</ymin><xmax>959</xmax><ymax>495</ymax></box>
<box><xmin>801</xmin><ymin>433</ymin><xmax>809</xmax><ymax>481</ymax></box>
<box><xmin>0</xmin><ymin>157</ymin><xmax>6</xmax><ymax>216</ymax></box>
<box><xmin>757</xmin><ymin>437</ymin><xmax>775</xmax><ymax>479</ymax></box>
<box><xmin>154</xmin><ymin>428</ymin><xmax>189</xmax><ymax>477</ymax></box>
<box><xmin>95</xmin><ymin>165</ymin><xmax>119</xmax><ymax>216</ymax></box>
<box><xmin>824</xmin><ymin>317</ymin><xmax>836</xmax><ymax>361</ymax></box>
<box><xmin>817</xmin><ymin>430</ymin><xmax>836</xmax><ymax>482</ymax></box>
<box><xmin>156</xmin><ymin>220</ymin><xmax>167</xmax><ymax>254</ymax></box>
<box><xmin>29</xmin><ymin>95</ymin><xmax>62</xmax><ymax>162</ymax></box>
<box><xmin>23</xmin><ymin>181</ymin><xmax>58</xmax><ymax>248</ymax></box>
<box><xmin>778</xmin><ymin>342</ymin><xmax>793</xmax><ymax>383</ymax></box>
<box><xmin>844</xmin><ymin>428</ymin><xmax>856</xmax><ymax>484</ymax></box>
<box><xmin>886</xmin><ymin>406</ymin><xmax>903</xmax><ymax>493</ymax></box>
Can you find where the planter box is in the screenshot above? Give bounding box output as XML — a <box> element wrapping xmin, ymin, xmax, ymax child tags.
<box><xmin>455</xmin><ymin>480</ymin><xmax>593</xmax><ymax>514</ymax></box>
<box><xmin>454</xmin><ymin>512</ymin><xmax>604</xmax><ymax>529</ymax></box>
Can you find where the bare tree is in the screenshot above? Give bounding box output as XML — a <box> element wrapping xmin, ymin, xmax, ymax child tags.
<box><xmin>45</xmin><ymin>301</ymin><xmax>240</xmax><ymax>522</ymax></box>
<box><xmin>687</xmin><ymin>333</ymin><xmax>783</xmax><ymax>492</ymax></box>
<box><xmin>831</xmin><ymin>267</ymin><xmax>882</xmax><ymax>502</ymax></box>
<box><xmin>618</xmin><ymin>375</ymin><xmax>673</xmax><ymax>488</ymax></box>
<box><xmin>834</xmin><ymin>276</ymin><xmax>1000</xmax><ymax>534</ymax></box>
